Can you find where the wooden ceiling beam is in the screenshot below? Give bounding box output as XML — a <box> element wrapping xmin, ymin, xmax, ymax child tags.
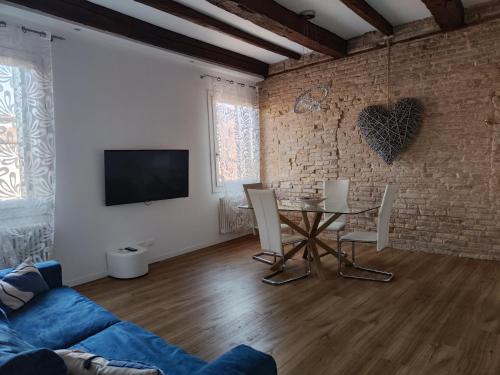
<box><xmin>421</xmin><ymin>0</ymin><xmax>464</xmax><ymax>31</ymax></box>
<box><xmin>134</xmin><ymin>0</ymin><xmax>301</xmax><ymax>60</ymax></box>
<box><xmin>6</xmin><ymin>0</ymin><xmax>269</xmax><ymax>76</ymax></box>
<box><xmin>340</xmin><ymin>0</ymin><xmax>393</xmax><ymax>35</ymax></box>
<box><xmin>207</xmin><ymin>0</ymin><xmax>347</xmax><ymax>58</ymax></box>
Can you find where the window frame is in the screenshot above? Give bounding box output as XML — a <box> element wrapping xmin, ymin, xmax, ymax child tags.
<box><xmin>207</xmin><ymin>90</ymin><xmax>223</xmax><ymax>194</ymax></box>
<box><xmin>207</xmin><ymin>88</ymin><xmax>261</xmax><ymax>194</ymax></box>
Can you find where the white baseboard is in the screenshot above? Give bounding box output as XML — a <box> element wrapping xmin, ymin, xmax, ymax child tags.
<box><xmin>147</xmin><ymin>232</ymin><xmax>246</xmax><ymax>265</ymax></box>
<box><xmin>65</xmin><ymin>232</ymin><xmax>249</xmax><ymax>287</ymax></box>
<box><xmin>65</xmin><ymin>271</ymin><xmax>109</xmax><ymax>287</ymax></box>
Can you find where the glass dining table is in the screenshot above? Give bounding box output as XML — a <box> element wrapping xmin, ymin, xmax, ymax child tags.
<box><xmin>239</xmin><ymin>200</ymin><xmax>380</xmax><ymax>279</ymax></box>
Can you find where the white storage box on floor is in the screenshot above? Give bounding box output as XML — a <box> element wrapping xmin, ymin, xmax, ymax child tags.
<box><xmin>107</xmin><ymin>246</ymin><xmax>148</xmax><ymax>279</ymax></box>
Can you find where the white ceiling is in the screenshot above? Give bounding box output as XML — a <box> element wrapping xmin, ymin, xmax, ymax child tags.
<box><xmin>274</xmin><ymin>0</ymin><xmax>489</xmax><ymax>38</ymax></box>
<box><xmin>88</xmin><ymin>0</ymin><xmax>492</xmax><ymax>64</ymax></box>
<box><xmin>365</xmin><ymin>0</ymin><xmax>432</xmax><ymax>26</ymax></box>
<box><xmin>2</xmin><ymin>0</ymin><xmax>495</xmax><ymax>72</ymax></box>
<box><xmin>0</xmin><ymin>2</ymin><xmax>264</xmax><ymax>82</ymax></box>
<box><xmin>276</xmin><ymin>0</ymin><xmax>375</xmax><ymax>39</ymax></box>
<box><xmin>88</xmin><ymin>0</ymin><xmax>307</xmax><ymax>64</ymax></box>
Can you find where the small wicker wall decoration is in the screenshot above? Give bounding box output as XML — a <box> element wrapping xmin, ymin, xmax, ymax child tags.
<box><xmin>294</xmin><ymin>84</ymin><xmax>329</xmax><ymax>113</ymax></box>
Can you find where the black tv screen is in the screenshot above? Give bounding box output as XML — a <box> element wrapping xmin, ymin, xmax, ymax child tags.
<box><xmin>104</xmin><ymin>150</ymin><xmax>189</xmax><ymax>206</ymax></box>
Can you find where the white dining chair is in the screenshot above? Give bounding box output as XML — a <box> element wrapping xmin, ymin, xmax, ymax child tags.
<box><xmin>248</xmin><ymin>189</ymin><xmax>310</xmax><ymax>285</ymax></box>
<box><xmin>243</xmin><ymin>183</ymin><xmax>291</xmax><ymax>265</ymax></box>
<box><xmin>337</xmin><ymin>184</ymin><xmax>398</xmax><ymax>282</ymax></box>
<box><xmin>319</xmin><ymin>179</ymin><xmax>350</xmax><ymax>244</ymax></box>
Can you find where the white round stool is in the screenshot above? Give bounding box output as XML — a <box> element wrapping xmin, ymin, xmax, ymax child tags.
<box><xmin>107</xmin><ymin>246</ymin><xmax>149</xmax><ymax>279</ymax></box>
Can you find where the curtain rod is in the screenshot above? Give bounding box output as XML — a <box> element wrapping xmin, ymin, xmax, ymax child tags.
<box><xmin>0</xmin><ymin>21</ymin><xmax>65</xmax><ymax>42</ymax></box>
<box><xmin>200</xmin><ymin>74</ymin><xmax>256</xmax><ymax>89</ymax></box>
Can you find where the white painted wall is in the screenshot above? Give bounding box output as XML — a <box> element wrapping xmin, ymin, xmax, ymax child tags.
<box><xmin>0</xmin><ymin>6</ymin><xmax>260</xmax><ymax>286</ymax></box>
<box><xmin>44</xmin><ymin>24</ymin><xmax>253</xmax><ymax>285</ymax></box>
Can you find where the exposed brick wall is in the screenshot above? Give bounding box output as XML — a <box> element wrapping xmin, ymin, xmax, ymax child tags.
<box><xmin>259</xmin><ymin>18</ymin><xmax>500</xmax><ymax>260</ymax></box>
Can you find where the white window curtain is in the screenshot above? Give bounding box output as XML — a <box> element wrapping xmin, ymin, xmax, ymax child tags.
<box><xmin>209</xmin><ymin>78</ymin><xmax>260</xmax><ymax>234</ymax></box>
<box><xmin>0</xmin><ymin>23</ymin><xmax>55</xmax><ymax>267</ymax></box>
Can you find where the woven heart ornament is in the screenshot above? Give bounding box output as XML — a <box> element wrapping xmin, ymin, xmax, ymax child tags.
<box><xmin>357</xmin><ymin>98</ymin><xmax>423</xmax><ymax>164</ymax></box>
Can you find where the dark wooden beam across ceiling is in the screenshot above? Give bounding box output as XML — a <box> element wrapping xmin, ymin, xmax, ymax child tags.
<box><xmin>207</xmin><ymin>0</ymin><xmax>347</xmax><ymax>58</ymax></box>
<box><xmin>6</xmin><ymin>0</ymin><xmax>269</xmax><ymax>76</ymax></box>
<box><xmin>340</xmin><ymin>0</ymin><xmax>393</xmax><ymax>35</ymax></box>
<box><xmin>421</xmin><ymin>0</ymin><xmax>464</xmax><ymax>31</ymax></box>
<box><xmin>134</xmin><ymin>0</ymin><xmax>301</xmax><ymax>60</ymax></box>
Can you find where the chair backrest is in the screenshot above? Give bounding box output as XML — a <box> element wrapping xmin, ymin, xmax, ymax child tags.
<box><xmin>323</xmin><ymin>179</ymin><xmax>350</xmax><ymax>223</ymax></box>
<box><xmin>243</xmin><ymin>183</ymin><xmax>263</xmax><ymax>228</ymax></box>
<box><xmin>247</xmin><ymin>189</ymin><xmax>283</xmax><ymax>254</ymax></box>
<box><xmin>376</xmin><ymin>184</ymin><xmax>398</xmax><ymax>251</ymax></box>
<box><xmin>243</xmin><ymin>183</ymin><xmax>263</xmax><ymax>208</ymax></box>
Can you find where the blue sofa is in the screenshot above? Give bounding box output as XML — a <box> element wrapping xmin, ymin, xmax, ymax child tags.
<box><xmin>0</xmin><ymin>261</ymin><xmax>277</xmax><ymax>375</ymax></box>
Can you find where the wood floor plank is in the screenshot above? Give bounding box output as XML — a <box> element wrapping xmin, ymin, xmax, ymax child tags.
<box><xmin>76</xmin><ymin>236</ymin><xmax>500</xmax><ymax>374</ymax></box>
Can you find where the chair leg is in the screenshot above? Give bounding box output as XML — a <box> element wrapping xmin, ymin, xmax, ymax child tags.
<box><xmin>320</xmin><ymin>231</ymin><xmax>347</xmax><ymax>260</ymax></box>
<box><xmin>336</xmin><ymin>231</ymin><xmax>348</xmax><ymax>260</ymax></box>
<box><xmin>252</xmin><ymin>251</ymin><xmax>282</xmax><ymax>265</ymax></box>
<box><xmin>337</xmin><ymin>241</ymin><xmax>394</xmax><ymax>282</ymax></box>
<box><xmin>263</xmin><ymin>244</ymin><xmax>311</xmax><ymax>286</ymax></box>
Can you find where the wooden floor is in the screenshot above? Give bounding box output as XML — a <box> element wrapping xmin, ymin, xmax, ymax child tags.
<box><xmin>77</xmin><ymin>236</ymin><xmax>500</xmax><ymax>375</ymax></box>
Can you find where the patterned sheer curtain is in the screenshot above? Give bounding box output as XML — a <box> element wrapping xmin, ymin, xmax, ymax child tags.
<box><xmin>210</xmin><ymin>79</ymin><xmax>260</xmax><ymax>233</ymax></box>
<box><xmin>0</xmin><ymin>23</ymin><xmax>55</xmax><ymax>267</ymax></box>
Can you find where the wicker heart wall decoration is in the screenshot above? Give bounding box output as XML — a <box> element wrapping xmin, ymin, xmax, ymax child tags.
<box><xmin>357</xmin><ymin>98</ymin><xmax>423</xmax><ymax>164</ymax></box>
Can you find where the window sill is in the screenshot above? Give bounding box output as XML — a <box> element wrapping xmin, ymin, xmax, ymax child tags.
<box><xmin>0</xmin><ymin>198</ymin><xmax>35</xmax><ymax>210</ymax></box>
<box><xmin>0</xmin><ymin>198</ymin><xmax>51</xmax><ymax>225</ymax></box>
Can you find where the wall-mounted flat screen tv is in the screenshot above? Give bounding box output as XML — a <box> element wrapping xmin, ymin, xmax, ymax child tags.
<box><xmin>104</xmin><ymin>150</ymin><xmax>189</xmax><ymax>206</ymax></box>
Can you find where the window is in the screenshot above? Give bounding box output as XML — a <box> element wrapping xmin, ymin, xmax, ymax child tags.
<box><xmin>0</xmin><ymin>65</ymin><xmax>23</xmax><ymax>200</ymax></box>
<box><xmin>0</xmin><ymin>61</ymin><xmax>55</xmax><ymax>205</ymax></box>
<box><xmin>208</xmin><ymin>87</ymin><xmax>260</xmax><ymax>192</ymax></box>
<box><xmin>0</xmin><ymin>24</ymin><xmax>56</xmax><ymax>267</ymax></box>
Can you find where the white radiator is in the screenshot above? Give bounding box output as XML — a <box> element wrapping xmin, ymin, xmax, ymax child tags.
<box><xmin>1</xmin><ymin>223</ymin><xmax>52</xmax><ymax>266</ymax></box>
<box><xmin>219</xmin><ymin>197</ymin><xmax>251</xmax><ymax>234</ymax></box>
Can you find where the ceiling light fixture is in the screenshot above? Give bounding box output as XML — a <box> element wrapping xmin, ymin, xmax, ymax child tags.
<box><xmin>299</xmin><ymin>10</ymin><xmax>316</xmax><ymax>20</ymax></box>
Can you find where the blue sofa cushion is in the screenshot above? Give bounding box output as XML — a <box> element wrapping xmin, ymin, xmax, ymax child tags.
<box><xmin>0</xmin><ymin>348</ymin><xmax>67</xmax><ymax>375</ymax></box>
<box><xmin>0</xmin><ymin>320</ymin><xmax>67</xmax><ymax>375</ymax></box>
<box><xmin>71</xmin><ymin>321</ymin><xmax>206</xmax><ymax>375</ymax></box>
<box><xmin>9</xmin><ymin>287</ymin><xmax>119</xmax><ymax>349</ymax></box>
<box><xmin>196</xmin><ymin>345</ymin><xmax>277</xmax><ymax>375</ymax></box>
<box><xmin>0</xmin><ymin>259</ymin><xmax>49</xmax><ymax>314</ymax></box>
<box><xmin>0</xmin><ymin>317</ymin><xmax>32</xmax><ymax>355</ymax></box>
<box><xmin>0</xmin><ymin>309</ymin><xmax>7</xmax><ymax>325</ymax></box>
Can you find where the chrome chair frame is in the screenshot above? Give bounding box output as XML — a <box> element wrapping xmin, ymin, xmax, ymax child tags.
<box><xmin>252</xmin><ymin>251</ymin><xmax>283</xmax><ymax>265</ymax></box>
<box><xmin>263</xmin><ymin>241</ymin><xmax>311</xmax><ymax>285</ymax></box>
<box><xmin>243</xmin><ymin>182</ymin><xmax>289</xmax><ymax>265</ymax></box>
<box><xmin>336</xmin><ymin>184</ymin><xmax>398</xmax><ymax>283</ymax></box>
<box><xmin>247</xmin><ymin>189</ymin><xmax>310</xmax><ymax>286</ymax></box>
<box><xmin>337</xmin><ymin>240</ymin><xmax>394</xmax><ymax>282</ymax></box>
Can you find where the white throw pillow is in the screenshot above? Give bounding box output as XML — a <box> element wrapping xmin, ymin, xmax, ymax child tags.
<box><xmin>55</xmin><ymin>349</ymin><xmax>163</xmax><ymax>375</ymax></box>
<box><xmin>0</xmin><ymin>258</ymin><xmax>49</xmax><ymax>313</ymax></box>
